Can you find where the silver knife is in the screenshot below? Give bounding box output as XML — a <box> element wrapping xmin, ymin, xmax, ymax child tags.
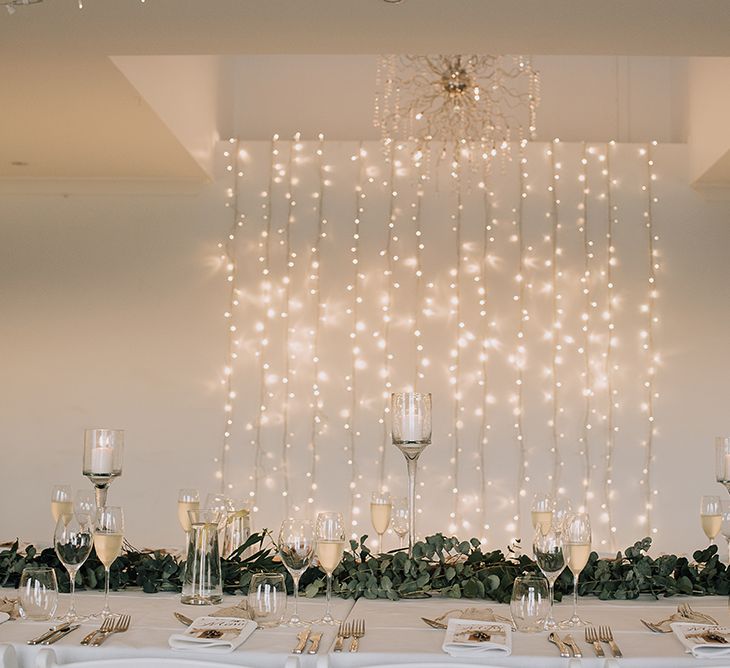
<box><xmin>174</xmin><ymin>612</ymin><xmax>194</xmax><ymax>626</ymax></box>
<box><xmin>27</xmin><ymin>622</ymin><xmax>72</xmax><ymax>645</ymax></box>
<box><xmin>564</xmin><ymin>633</ymin><xmax>582</xmax><ymax>658</ymax></box>
<box><xmin>307</xmin><ymin>632</ymin><xmax>322</xmax><ymax>654</ymax></box>
<box><xmin>42</xmin><ymin>624</ymin><xmax>80</xmax><ymax>645</ymax></box>
<box><xmin>292</xmin><ymin>629</ymin><xmax>310</xmax><ymax>654</ymax></box>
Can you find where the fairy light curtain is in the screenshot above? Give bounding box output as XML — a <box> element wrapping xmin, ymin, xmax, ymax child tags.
<box><xmin>215</xmin><ymin>138</ymin><xmax>660</xmax><ymax>552</ymax></box>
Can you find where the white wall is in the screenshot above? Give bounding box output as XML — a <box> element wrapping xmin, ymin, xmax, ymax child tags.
<box><xmin>1</xmin><ymin>142</ymin><xmax>729</xmax><ymax>557</ymax></box>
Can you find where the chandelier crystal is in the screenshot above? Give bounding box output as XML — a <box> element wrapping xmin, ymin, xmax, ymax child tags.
<box><xmin>374</xmin><ymin>54</ymin><xmax>540</xmax><ymax>174</ymax></box>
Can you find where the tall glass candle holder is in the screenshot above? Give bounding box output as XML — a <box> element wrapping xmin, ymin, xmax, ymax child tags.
<box><xmin>716</xmin><ymin>437</ymin><xmax>730</xmax><ymax>495</ymax></box>
<box><xmin>391</xmin><ymin>392</ymin><xmax>431</xmax><ymax>556</ymax></box>
<box><xmin>83</xmin><ymin>429</ymin><xmax>124</xmax><ymax>509</ymax></box>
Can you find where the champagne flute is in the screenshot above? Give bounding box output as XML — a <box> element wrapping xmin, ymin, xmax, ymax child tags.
<box><xmin>314</xmin><ymin>511</ymin><xmax>345</xmax><ymax>625</ymax></box>
<box><xmin>178</xmin><ymin>489</ymin><xmax>200</xmax><ymax>534</ymax></box>
<box><xmin>93</xmin><ymin>507</ymin><xmax>124</xmax><ymax>617</ymax></box>
<box><xmin>391</xmin><ymin>498</ymin><xmax>409</xmax><ymax>550</ymax></box>
<box><xmin>531</xmin><ymin>492</ymin><xmax>553</xmax><ymax>535</ymax></box>
<box><xmin>74</xmin><ymin>490</ymin><xmax>96</xmax><ymax>522</ymax></box>
<box><xmin>54</xmin><ymin>513</ymin><xmax>93</xmax><ymax>622</ymax></box>
<box><xmin>278</xmin><ymin>519</ymin><xmax>315</xmax><ymax>626</ymax></box>
<box><xmin>532</xmin><ymin>522</ymin><xmax>565</xmax><ymax>630</ymax></box>
<box><xmin>561</xmin><ymin>512</ymin><xmax>592</xmax><ymax>629</ymax></box>
<box><xmin>51</xmin><ymin>485</ymin><xmax>73</xmax><ymax>526</ymax></box>
<box><xmin>720</xmin><ymin>500</ymin><xmax>730</xmax><ymax>563</ymax></box>
<box><xmin>370</xmin><ymin>492</ymin><xmax>392</xmax><ymax>553</ymax></box>
<box><xmin>552</xmin><ymin>497</ymin><xmax>573</xmax><ymax>534</ymax></box>
<box><xmin>701</xmin><ymin>495</ymin><xmax>722</xmax><ymax>546</ymax></box>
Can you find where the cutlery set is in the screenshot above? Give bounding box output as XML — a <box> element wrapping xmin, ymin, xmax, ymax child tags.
<box><xmin>27</xmin><ymin>614</ymin><xmax>131</xmax><ymax>647</ymax></box>
<box><xmin>641</xmin><ymin>603</ymin><xmax>720</xmax><ymax>633</ymax></box>
<box><xmin>292</xmin><ymin>629</ymin><xmax>323</xmax><ymax>655</ymax></box>
<box><xmin>548</xmin><ymin>626</ymin><xmax>622</xmax><ymax>658</ymax></box>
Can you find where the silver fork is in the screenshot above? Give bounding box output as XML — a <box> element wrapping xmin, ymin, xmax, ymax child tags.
<box><xmin>349</xmin><ymin>619</ymin><xmax>365</xmax><ymax>652</ymax></box>
<box><xmin>334</xmin><ymin>622</ymin><xmax>350</xmax><ymax>652</ymax></box>
<box><xmin>585</xmin><ymin>626</ymin><xmax>605</xmax><ymax>657</ymax></box>
<box><xmin>80</xmin><ymin>616</ymin><xmax>116</xmax><ymax>646</ymax></box>
<box><xmin>91</xmin><ymin>614</ymin><xmax>131</xmax><ymax>646</ymax></box>
<box><xmin>599</xmin><ymin>625</ymin><xmax>623</xmax><ymax>658</ymax></box>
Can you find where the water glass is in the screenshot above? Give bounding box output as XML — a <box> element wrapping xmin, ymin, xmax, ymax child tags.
<box><xmin>248</xmin><ymin>573</ymin><xmax>286</xmax><ymax>628</ymax></box>
<box><xmin>19</xmin><ymin>567</ymin><xmax>59</xmax><ymax>621</ymax></box>
<box><xmin>510</xmin><ymin>575</ymin><xmax>549</xmax><ymax>632</ymax></box>
<box><xmin>181</xmin><ymin>509</ymin><xmax>222</xmax><ymax>605</ymax></box>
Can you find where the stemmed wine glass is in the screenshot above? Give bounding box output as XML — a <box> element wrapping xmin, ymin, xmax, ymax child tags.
<box><xmin>719</xmin><ymin>500</ymin><xmax>730</xmax><ymax>563</ymax></box>
<box><xmin>51</xmin><ymin>485</ymin><xmax>73</xmax><ymax>526</ymax></box>
<box><xmin>370</xmin><ymin>492</ymin><xmax>392</xmax><ymax>553</ymax></box>
<box><xmin>93</xmin><ymin>507</ymin><xmax>124</xmax><ymax>617</ymax></box>
<box><xmin>700</xmin><ymin>495</ymin><xmax>722</xmax><ymax>547</ymax></box>
<box><xmin>391</xmin><ymin>498</ymin><xmax>409</xmax><ymax>550</ymax></box>
<box><xmin>74</xmin><ymin>491</ymin><xmax>96</xmax><ymax>522</ymax></box>
<box><xmin>391</xmin><ymin>392</ymin><xmax>431</xmax><ymax>556</ymax></box>
<box><xmin>54</xmin><ymin>513</ymin><xmax>93</xmax><ymax>622</ymax></box>
<box><xmin>531</xmin><ymin>493</ymin><xmax>553</xmax><ymax>535</ymax></box>
<box><xmin>314</xmin><ymin>512</ymin><xmax>345</xmax><ymax>625</ymax></box>
<box><xmin>278</xmin><ymin>519</ymin><xmax>315</xmax><ymax>626</ymax></box>
<box><xmin>561</xmin><ymin>512</ymin><xmax>592</xmax><ymax>629</ymax></box>
<box><xmin>552</xmin><ymin>497</ymin><xmax>573</xmax><ymax>534</ymax></box>
<box><xmin>532</xmin><ymin>521</ymin><xmax>565</xmax><ymax>630</ymax></box>
<box><xmin>82</xmin><ymin>429</ymin><xmax>124</xmax><ymax>509</ymax></box>
<box><xmin>178</xmin><ymin>489</ymin><xmax>200</xmax><ymax>536</ymax></box>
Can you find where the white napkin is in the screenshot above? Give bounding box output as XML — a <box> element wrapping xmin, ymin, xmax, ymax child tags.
<box><xmin>442</xmin><ymin>618</ymin><xmax>512</xmax><ymax>657</ymax></box>
<box><xmin>169</xmin><ymin>616</ymin><xmax>256</xmax><ymax>653</ymax></box>
<box><xmin>671</xmin><ymin>622</ymin><xmax>730</xmax><ymax>658</ymax></box>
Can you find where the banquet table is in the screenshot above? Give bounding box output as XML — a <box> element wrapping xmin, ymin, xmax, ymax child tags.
<box><xmin>1</xmin><ymin>591</ymin><xmax>730</xmax><ymax>667</ymax></box>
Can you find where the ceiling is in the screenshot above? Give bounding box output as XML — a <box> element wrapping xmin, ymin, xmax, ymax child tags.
<box><xmin>3</xmin><ymin>0</ymin><xmax>730</xmax><ymax>56</ymax></box>
<box><xmin>2</xmin><ymin>0</ymin><xmax>730</xmax><ymax>187</ymax></box>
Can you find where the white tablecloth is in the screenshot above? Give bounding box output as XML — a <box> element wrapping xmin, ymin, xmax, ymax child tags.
<box><xmin>0</xmin><ymin>590</ymin><xmax>354</xmax><ymax>668</ymax></box>
<box><xmin>329</xmin><ymin>595</ymin><xmax>730</xmax><ymax>668</ymax></box>
<box><xmin>1</xmin><ymin>591</ymin><xmax>730</xmax><ymax>667</ymax></box>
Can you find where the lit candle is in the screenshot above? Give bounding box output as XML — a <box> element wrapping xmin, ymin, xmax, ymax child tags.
<box><xmin>400</xmin><ymin>412</ymin><xmax>419</xmax><ymax>442</ymax></box>
<box><xmin>91</xmin><ymin>446</ymin><xmax>114</xmax><ymax>475</ymax></box>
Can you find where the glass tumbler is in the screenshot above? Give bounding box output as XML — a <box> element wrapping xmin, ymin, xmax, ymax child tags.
<box><xmin>19</xmin><ymin>567</ymin><xmax>59</xmax><ymax>621</ymax></box>
<box><xmin>181</xmin><ymin>509</ymin><xmax>222</xmax><ymax>605</ymax></box>
<box><xmin>510</xmin><ymin>575</ymin><xmax>550</xmax><ymax>632</ymax></box>
<box><xmin>247</xmin><ymin>573</ymin><xmax>286</xmax><ymax>628</ymax></box>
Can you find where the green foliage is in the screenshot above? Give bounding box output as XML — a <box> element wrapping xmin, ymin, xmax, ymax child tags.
<box><xmin>2</xmin><ymin>533</ymin><xmax>727</xmax><ymax>603</ymax></box>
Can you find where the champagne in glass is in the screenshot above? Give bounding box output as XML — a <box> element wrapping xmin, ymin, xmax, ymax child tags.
<box><xmin>532</xmin><ymin>522</ymin><xmax>565</xmax><ymax>630</ymax></box>
<box><xmin>370</xmin><ymin>492</ymin><xmax>392</xmax><ymax>553</ymax></box>
<box><xmin>391</xmin><ymin>392</ymin><xmax>431</xmax><ymax>556</ymax></box>
<box><xmin>93</xmin><ymin>506</ymin><xmax>124</xmax><ymax>617</ymax></box>
<box><xmin>531</xmin><ymin>492</ymin><xmax>553</xmax><ymax>535</ymax></box>
<box><xmin>51</xmin><ymin>485</ymin><xmax>73</xmax><ymax>526</ymax></box>
<box><xmin>178</xmin><ymin>489</ymin><xmax>200</xmax><ymax>533</ymax></box>
<box><xmin>54</xmin><ymin>513</ymin><xmax>93</xmax><ymax>622</ymax></box>
<box><xmin>560</xmin><ymin>512</ymin><xmax>592</xmax><ymax>629</ymax></box>
<box><xmin>314</xmin><ymin>512</ymin><xmax>345</xmax><ymax>625</ymax></box>
<box><xmin>278</xmin><ymin>519</ymin><xmax>315</xmax><ymax>627</ymax></box>
<box><xmin>700</xmin><ymin>495</ymin><xmax>722</xmax><ymax>546</ymax></box>
<box><xmin>391</xmin><ymin>497</ymin><xmax>409</xmax><ymax>550</ymax></box>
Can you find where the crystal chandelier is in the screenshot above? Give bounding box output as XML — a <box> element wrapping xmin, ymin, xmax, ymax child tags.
<box><xmin>374</xmin><ymin>55</ymin><xmax>540</xmax><ymax>174</ymax></box>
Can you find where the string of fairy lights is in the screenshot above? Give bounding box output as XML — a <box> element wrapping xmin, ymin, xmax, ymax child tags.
<box><xmin>547</xmin><ymin>140</ymin><xmax>564</xmax><ymax>499</ymax></box>
<box><xmin>578</xmin><ymin>142</ymin><xmax>593</xmax><ymax>512</ymax></box>
<box><xmin>306</xmin><ymin>134</ymin><xmax>328</xmax><ymax>510</ymax></box>
<box><xmin>346</xmin><ymin>142</ymin><xmax>366</xmax><ymax>534</ymax></box>
<box><xmin>214</xmin><ymin>138</ymin><xmax>661</xmax><ymax>548</ymax></box>
<box><xmin>640</xmin><ymin>141</ymin><xmax>660</xmax><ymax>536</ymax></box>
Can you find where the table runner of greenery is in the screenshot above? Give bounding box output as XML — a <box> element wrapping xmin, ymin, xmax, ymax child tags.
<box><xmin>1</xmin><ymin>533</ymin><xmax>727</xmax><ymax>603</ymax></box>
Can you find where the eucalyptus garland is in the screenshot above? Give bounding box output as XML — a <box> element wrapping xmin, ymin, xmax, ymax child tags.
<box><xmin>1</xmin><ymin>533</ymin><xmax>727</xmax><ymax>604</ymax></box>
